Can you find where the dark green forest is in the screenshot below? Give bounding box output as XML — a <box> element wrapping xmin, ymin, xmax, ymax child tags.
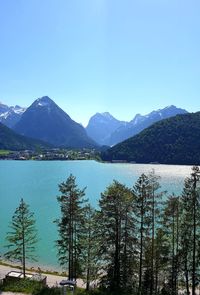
<box><xmin>2</xmin><ymin>167</ymin><xmax>200</xmax><ymax>295</ymax></box>
<box><xmin>0</xmin><ymin>122</ymin><xmax>50</xmax><ymax>150</ymax></box>
<box><xmin>102</xmin><ymin>112</ymin><xmax>200</xmax><ymax>165</ymax></box>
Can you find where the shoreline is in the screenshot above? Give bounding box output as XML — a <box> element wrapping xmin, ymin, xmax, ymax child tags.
<box><xmin>0</xmin><ymin>261</ymin><xmax>85</xmax><ymax>288</ymax></box>
<box><xmin>0</xmin><ymin>260</ymin><xmax>65</xmax><ymax>277</ymax></box>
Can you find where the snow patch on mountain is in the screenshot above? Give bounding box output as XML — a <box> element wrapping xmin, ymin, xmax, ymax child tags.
<box><xmin>0</xmin><ymin>103</ymin><xmax>26</xmax><ymax>128</ymax></box>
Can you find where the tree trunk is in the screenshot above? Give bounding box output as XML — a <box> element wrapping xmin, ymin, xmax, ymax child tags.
<box><xmin>113</xmin><ymin>212</ymin><xmax>121</xmax><ymax>291</ymax></box>
<box><xmin>175</xmin><ymin>198</ymin><xmax>179</xmax><ymax>295</ymax></box>
<box><xmin>138</xmin><ymin>197</ymin><xmax>144</xmax><ymax>295</ymax></box>
<box><xmin>185</xmin><ymin>258</ymin><xmax>190</xmax><ymax>295</ymax></box>
<box><xmin>192</xmin><ymin>177</ymin><xmax>197</xmax><ymax>295</ymax></box>
<box><xmin>123</xmin><ymin>209</ymin><xmax>128</xmax><ymax>290</ymax></box>
<box><xmin>172</xmin><ymin>212</ymin><xmax>175</xmax><ymax>295</ymax></box>
<box><xmin>69</xmin><ymin>195</ymin><xmax>72</xmax><ymax>280</ymax></box>
<box><xmin>150</xmin><ymin>189</ymin><xmax>155</xmax><ymax>295</ymax></box>
<box><xmin>22</xmin><ymin>221</ymin><xmax>25</xmax><ymax>278</ymax></box>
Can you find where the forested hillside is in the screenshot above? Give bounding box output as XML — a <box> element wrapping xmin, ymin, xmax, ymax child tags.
<box><xmin>0</xmin><ymin>122</ymin><xmax>50</xmax><ymax>150</ymax></box>
<box><xmin>102</xmin><ymin>112</ymin><xmax>200</xmax><ymax>165</ymax></box>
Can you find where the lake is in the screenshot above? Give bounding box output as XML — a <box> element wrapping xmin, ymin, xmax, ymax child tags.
<box><xmin>0</xmin><ymin>160</ymin><xmax>194</xmax><ymax>271</ymax></box>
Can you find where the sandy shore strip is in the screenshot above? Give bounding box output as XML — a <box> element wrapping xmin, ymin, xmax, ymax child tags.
<box><xmin>0</xmin><ymin>264</ymin><xmax>85</xmax><ymax>288</ymax></box>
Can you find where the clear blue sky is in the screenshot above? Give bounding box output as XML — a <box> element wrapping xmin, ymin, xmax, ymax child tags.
<box><xmin>0</xmin><ymin>0</ymin><xmax>200</xmax><ymax>126</ymax></box>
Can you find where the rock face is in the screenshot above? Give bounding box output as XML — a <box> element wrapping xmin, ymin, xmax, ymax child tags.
<box><xmin>14</xmin><ymin>96</ymin><xmax>97</xmax><ymax>148</ymax></box>
<box><xmin>101</xmin><ymin>111</ymin><xmax>200</xmax><ymax>165</ymax></box>
<box><xmin>0</xmin><ymin>103</ymin><xmax>26</xmax><ymax>128</ymax></box>
<box><xmin>87</xmin><ymin>106</ymin><xmax>188</xmax><ymax>146</ymax></box>
<box><xmin>0</xmin><ymin>122</ymin><xmax>50</xmax><ymax>150</ymax></box>
<box><xmin>86</xmin><ymin>112</ymin><xmax>126</xmax><ymax>145</ymax></box>
<box><xmin>108</xmin><ymin>106</ymin><xmax>188</xmax><ymax>146</ymax></box>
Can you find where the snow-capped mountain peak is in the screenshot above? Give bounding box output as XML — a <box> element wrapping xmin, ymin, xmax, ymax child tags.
<box><xmin>0</xmin><ymin>103</ymin><xmax>26</xmax><ymax>128</ymax></box>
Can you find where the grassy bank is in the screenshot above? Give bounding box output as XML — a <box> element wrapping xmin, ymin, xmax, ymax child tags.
<box><xmin>0</xmin><ymin>278</ymin><xmax>108</xmax><ymax>295</ymax></box>
<box><xmin>0</xmin><ymin>149</ymin><xmax>10</xmax><ymax>155</ymax></box>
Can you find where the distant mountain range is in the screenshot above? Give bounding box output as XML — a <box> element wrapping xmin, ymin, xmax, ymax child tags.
<box><xmin>14</xmin><ymin>96</ymin><xmax>97</xmax><ymax>149</ymax></box>
<box><xmin>0</xmin><ymin>103</ymin><xmax>26</xmax><ymax>128</ymax></box>
<box><xmin>86</xmin><ymin>112</ymin><xmax>126</xmax><ymax>145</ymax></box>
<box><xmin>101</xmin><ymin>112</ymin><xmax>200</xmax><ymax>165</ymax></box>
<box><xmin>0</xmin><ymin>97</ymin><xmax>192</xmax><ymax>153</ymax></box>
<box><xmin>86</xmin><ymin>106</ymin><xmax>188</xmax><ymax>146</ymax></box>
<box><xmin>0</xmin><ymin>122</ymin><xmax>50</xmax><ymax>151</ymax></box>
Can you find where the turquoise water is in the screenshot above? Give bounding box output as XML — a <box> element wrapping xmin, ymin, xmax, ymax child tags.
<box><xmin>0</xmin><ymin>160</ymin><xmax>193</xmax><ymax>271</ymax></box>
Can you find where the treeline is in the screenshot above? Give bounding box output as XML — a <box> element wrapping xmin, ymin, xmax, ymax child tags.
<box><xmin>4</xmin><ymin>167</ymin><xmax>200</xmax><ymax>295</ymax></box>
<box><xmin>101</xmin><ymin>112</ymin><xmax>200</xmax><ymax>165</ymax></box>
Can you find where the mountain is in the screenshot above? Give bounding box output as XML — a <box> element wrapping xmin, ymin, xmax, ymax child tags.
<box><xmin>101</xmin><ymin>112</ymin><xmax>200</xmax><ymax>165</ymax></box>
<box><xmin>86</xmin><ymin>112</ymin><xmax>126</xmax><ymax>145</ymax></box>
<box><xmin>0</xmin><ymin>122</ymin><xmax>50</xmax><ymax>150</ymax></box>
<box><xmin>0</xmin><ymin>103</ymin><xmax>26</xmax><ymax>128</ymax></box>
<box><xmin>14</xmin><ymin>96</ymin><xmax>97</xmax><ymax>148</ymax></box>
<box><xmin>108</xmin><ymin>105</ymin><xmax>188</xmax><ymax>146</ymax></box>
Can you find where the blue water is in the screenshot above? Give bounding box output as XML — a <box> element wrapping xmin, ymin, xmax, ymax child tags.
<box><xmin>0</xmin><ymin>160</ymin><xmax>193</xmax><ymax>271</ymax></box>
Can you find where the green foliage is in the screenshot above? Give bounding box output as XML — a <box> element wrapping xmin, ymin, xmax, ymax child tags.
<box><xmin>81</xmin><ymin>205</ymin><xmax>101</xmax><ymax>290</ymax></box>
<box><xmin>33</xmin><ymin>286</ymin><xmax>60</xmax><ymax>295</ymax></box>
<box><xmin>98</xmin><ymin>180</ymin><xmax>136</xmax><ymax>293</ymax></box>
<box><xmin>55</xmin><ymin>174</ymin><xmax>88</xmax><ymax>280</ymax></box>
<box><xmin>101</xmin><ymin>112</ymin><xmax>200</xmax><ymax>165</ymax></box>
<box><xmin>0</xmin><ymin>122</ymin><xmax>50</xmax><ymax>151</ymax></box>
<box><xmin>0</xmin><ymin>149</ymin><xmax>10</xmax><ymax>155</ymax></box>
<box><xmin>4</xmin><ymin>167</ymin><xmax>200</xmax><ymax>295</ymax></box>
<box><xmin>31</xmin><ymin>287</ymin><xmax>130</xmax><ymax>295</ymax></box>
<box><xmin>5</xmin><ymin>198</ymin><xmax>37</xmax><ymax>276</ymax></box>
<box><xmin>1</xmin><ymin>278</ymin><xmax>42</xmax><ymax>293</ymax></box>
<box><xmin>179</xmin><ymin>166</ymin><xmax>200</xmax><ymax>295</ymax></box>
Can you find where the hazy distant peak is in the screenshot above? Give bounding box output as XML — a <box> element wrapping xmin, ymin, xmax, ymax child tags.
<box><xmin>86</xmin><ymin>111</ymin><xmax>124</xmax><ymax>145</ymax></box>
<box><xmin>130</xmin><ymin>113</ymin><xmax>144</xmax><ymax>125</ymax></box>
<box><xmin>88</xmin><ymin>112</ymin><xmax>120</xmax><ymax>124</ymax></box>
<box><xmin>101</xmin><ymin>111</ymin><xmax>112</xmax><ymax>117</ymax></box>
<box><xmin>131</xmin><ymin>113</ymin><xmax>142</xmax><ymax>120</ymax></box>
<box><xmin>164</xmin><ymin>105</ymin><xmax>176</xmax><ymax>109</ymax></box>
<box><xmin>101</xmin><ymin>112</ymin><xmax>118</xmax><ymax>120</ymax></box>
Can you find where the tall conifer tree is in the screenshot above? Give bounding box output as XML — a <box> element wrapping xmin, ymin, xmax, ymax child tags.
<box><xmin>133</xmin><ymin>173</ymin><xmax>151</xmax><ymax>295</ymax></box>
<box><xmin>161</xmin><ymin>195</ymin><xmax>180</xmax><ymax>295</ymax></box>
<box><xmin>148</xmin><ymin>171</ymin><xmax>165</xmax><ymax>295</ymax></box>
<box><xmin>5</xmin><ymin>198</ymin><xmax>37</xmax><ymax>277</ymax></box>
<box><xmin>98</xmin><ymin>180</ymin><xmax>136</xmax><ymax>293</ymax></box>
<box><xmin>81</xmin><ymin>205</ymin><xmax>100</xmax><ymax>290</ymax></box>
<box><xmin>55</xmin><ymin>174</ymin><xmax>87</xmax><ymax>280</ymax></box>
<box><xmin>180</xmin><ymin>166</ymin><xmax>200</xmax><ymax>295</ymax></box>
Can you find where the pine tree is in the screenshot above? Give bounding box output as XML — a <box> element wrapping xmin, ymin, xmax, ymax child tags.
<box><xmin>81</xmin><ymin>205</ymin><xmax>100</xmax><ymax>290</ymax></box>
<box><xmin>55</xmin><ymin>174</ymin><xmax>87</xmax><ymax>280</ymax></box>
<box><xmin>98</xmin><ymin>180</ymin><xmax>136</xmax><ymax>293</ymax></box>
<box><xmin>5</xmin><ymin>198</ymin><xmax>37</xmax><ymax>277</ymax></box>
<box><xmin>179</xmin><ymin>166</ymin><xmax>200</xmax><ymax>295</ymax></box>
<box><xmin>133</xmin><ymin>173</ymin><xmax>151</xmax><ymax>295</ymax></box>
<box><xmin>148</xmin><ymin>170</ymin><xmax>165</xmax><ymax>295</ymax></box>
<box><xmin>154</xmin><ymin>228</ymin><xmax>169</xmax><ymax>294</ymax></box>
<box><xmin>161</xmin><ymin>195</ymin><xmax>180</xmax><ymax>295</ymax></box>
<box><xmin>179</xmin><ymin>210</ymin><xmax>192</xmax><ymax>295</ymax></box>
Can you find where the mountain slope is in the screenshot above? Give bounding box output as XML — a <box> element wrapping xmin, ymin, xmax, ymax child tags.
<box><xmin>101</xmin><ymin>112</ymin><xmax>200</xmax><ymax>165</ymax></box>
<box><xmin>0</xmin><ymin>122</ymin><xmax>50</xmax><ymax>150</ymax></box>
<box><xmin>14</xmin><ymin>96</ymin><xmax>97</xmax><ymax>148</ymax></box>
<box><xmin>86</xmin><ymin>112</ymin><xmax>125</xmax><ymax>145</ymax></box>
<box><xmin>108</xmin><ymin>105</ymin><xmax>188</xmax><ymax>146</ymax></box>
<box><xmin>0</xmin><ymin>103</ymin><xmax>26</xmax><ymax>128</ymax></box>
